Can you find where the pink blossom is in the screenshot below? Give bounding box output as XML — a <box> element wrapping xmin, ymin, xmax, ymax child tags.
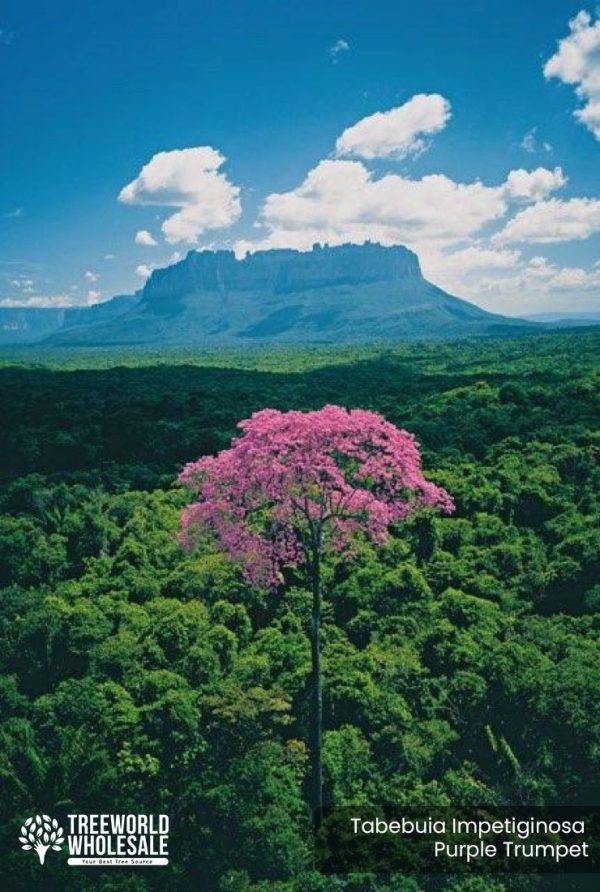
<box><xmin>178</xmin><ymin>405</ymin><xmax>454</xmax><ymax>586</ymax></box>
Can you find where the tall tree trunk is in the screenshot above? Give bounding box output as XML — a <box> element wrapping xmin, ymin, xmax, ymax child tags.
<box><xmin>310</xmin><ymin>535</ymin><xmax>323</xmax><ymax>823</ymax></box>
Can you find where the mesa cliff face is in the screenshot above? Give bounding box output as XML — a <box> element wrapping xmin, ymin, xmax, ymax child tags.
<box><xmin>144</xmin><ymin>242</ymin><xmax>422</xmax><ymax>302</ymax></box>
<box><xmin>47</xmin><ymin>242</ymin><xmax>534</xmax><ymax>346</ymax></box>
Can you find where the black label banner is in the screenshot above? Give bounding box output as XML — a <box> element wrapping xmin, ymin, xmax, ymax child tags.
<box><xmin>315</xmin><ymin>806</ymin><xmax>600</xmax><ymax>875</ymax></box>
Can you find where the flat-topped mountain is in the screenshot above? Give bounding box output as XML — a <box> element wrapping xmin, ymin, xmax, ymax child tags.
<box><xmin>40</xmin><ymin>243</ymin><xmax>538</xmax><ymax>346</ymax></box>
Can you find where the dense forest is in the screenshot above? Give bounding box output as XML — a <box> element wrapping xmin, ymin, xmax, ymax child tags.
<box><xmin>0</xmin><ymin>329</ymin><xmax>598</xmax><ymax>891</ymax></box>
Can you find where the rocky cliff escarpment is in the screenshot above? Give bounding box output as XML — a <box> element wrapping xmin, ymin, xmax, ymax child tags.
<box><xmin>45</xmin><ymin>243</ymin><xmax>536</xmax><ymax>346</ymax></box>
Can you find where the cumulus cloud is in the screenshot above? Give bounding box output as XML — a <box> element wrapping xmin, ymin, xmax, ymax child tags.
<box><xmin>329</xmin><ymin>38</ymin><xmax>350</xmax><ymax>62</ymax></box>
<box><xmin>544</xmin><ymin>10</ymin><xmax>600</xmax><ymax>140</ymax></box>
<box><xmin>112</xmin><ymin>106</ymin><xmax>598</xmax><ymax>314</ymax></box>
<box><xmin>135</xmin><ymin>229</ymin><xmax>158</xmax><ymax>246</ymax></box>
<box><xmin>84</xmin><ymin>270</ymin><xmax>98</xmax><ymax>283</ymax></box>
<box><xmin>503</xmin><ymin>166</ymin><xmax>566</xmax><ymax>201</ymax></box>
<box><xmin>418</xmin><ymin>245</ymin><xmax>522</xmax><ymax>303</ymax></box>
<box><xmin>495</xmin><ymin>197</ymin><xmax>600</xmax><ymax>243</ymax></box>
<box><xmin>423</xmin><ymin>248</ymin><xmax>600</xmax><ymax>315</ymax></box>
<box><xmin>119</xmin><ymin>147</ymin><xmax>241</xmax><ymax>245</ymax></box>
<box><xmin>232</xmin><ymin>135</ymin><xmax>597</xmax><ymax>312</ymax></box>
<box><xmin>86</xmin><ymin>289</ymin><xmax>102</xmax><ymax>304</ymax></box>
<box><xmin>235</xmin><ymin>160</ymin><xmax>568</xmax><ymax>258</ymax></box>
<box><xmin>480</xmin><ymin>256</ymin><xmax>600</xmax><ymax>308</ymax></box>
<box><xmin>335</xmin><ymin>93</ymin><xmax>451</xmax><ymax>160</ymax></box>
<box><xmin>423</xmin><ymin>245</ymin><xmax>521</xmax><ymax>278</ymax></box>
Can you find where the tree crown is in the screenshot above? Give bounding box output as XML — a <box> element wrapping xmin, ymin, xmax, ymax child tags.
<box><xmin>179</xmin><ymin>405</ymin><xmax>454</xmax><ymax>586</ymax></box>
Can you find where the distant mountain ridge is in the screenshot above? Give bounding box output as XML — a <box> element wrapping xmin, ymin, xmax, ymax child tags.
<box><xmin>522</xmin><ymin>311</ymin><xmax>600</xmax><ymax>327</ymax></box>
<box><xmin>42</xmin><ymin>242</ymin><xmax>538</xmax><ymax>347</ymax></box>
<box><xmin>0</xmin><ymin>293</ymin><xmax>140</xmax><ymax>344</ymax></box>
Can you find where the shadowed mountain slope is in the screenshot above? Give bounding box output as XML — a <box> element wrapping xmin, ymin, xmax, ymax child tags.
<box><xmin>48</xmin><ymin>243</ymin><xmax>537</xmax><ymax>346</ymax></box>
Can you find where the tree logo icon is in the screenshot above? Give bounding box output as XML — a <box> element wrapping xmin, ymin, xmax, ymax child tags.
<box><xmin>19</xmin><ymin>815</ymin><xmax>65</xmax><ymax>864</ymax></box>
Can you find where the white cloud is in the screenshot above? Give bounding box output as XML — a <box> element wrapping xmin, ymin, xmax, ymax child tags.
<box><xmin>236</xmin><ymin>160</ymin><xmax>507</xmax><ymax>253</ymax></box>
<box><xmin>232</xmin><ymin>140</ymin><xmax>597</xmax><ymax>314</ymax></box>
<box><xmin>104</xmin><ymin>253</ymin><xmax>116</xmax><ymax>260</ymax></box>
<box><xmin>550</xmin><ymin>265</ymin><xmax>598</xmax><ymax>288</ymax></box>
<box><xmin>485</xmin><ymin>255</ymin><xmax>600</xmax><ymax>296</ymax></box>
<box><xmin>329</xmin><ymin>38</ymin><xmax>349</xmax><ymax>62</ymax></box>
<box><xmin>522</xmin><ymin>255</ymin><xmax>600</xmax><ymax>289</ymax></box>
<box><xmin>0</xmin><ymin>289</ymin><xmax>107</xmax><ymax>308</ymax></box>
<box><xmin>520</xmin><ymin>127</ymin><xmax>552</xmax><ymax>153</ymax></box>
<box><xmin>235</xmin><ymin>159</ymin><xmax>567</xmax><ymax>257</ymax></box>
<box><xmin>423</xmin><ymin>245</ymin><xmax>521</xmax><ymax>278</ymax></box>
<box><xmin>84</xmin><ymin>270</ymin><xmax>98</xmax><ymax>283</ymax></box>
<box><xmin>118</xmin><ymin>147</ymin><xmax>241</xmax><ymax>245</ymax></box>
<box><xmin>335</xmin><ymin>93</ymin><xmax>451</xmax><ymax>160</ymax></box>
<box><xmin>503</xmin><ymin>166</ymin><xmax>566</xmax><ymax>201</ymax></box>
<box><xmin>495</xmin><ymin>197</ymin><xmax>600</xmax><ymax>243</ymax></box>
<box><xmin>544</xmin><ymin>10</ymin><xmax>600</xmax><ymax>140</ymax></box>
<box><xmin>135</xmin><ymin>253</ymin><xmax>183</xmax><ymax>281</ymax></box>
<box><xmin>135</xmin><ymin>229</ymin><xmax>158</xmax><ymax>246</ymax></box>
<box><xmin>521</xmin><ymin>129</ymin><xmax>536</xmax><ymax>153</ymax></box>
<box><xmin>0</xmin><ymin>294</ymin><xmax>72</xmax><ymax>308</ymax></box>
<box><xmin>109</xmin><ymin>107</ymin><xmax>598</xmax><ymax>316</ymax></box>
<box><xmin>9</xmin><ymin>278</ymin><xmax>34</xmax><ymax>289</ymax></box>
<box><xmin>424</xmin><ymin>249</ymin><xmax>600</xmax><ymax>315</ymax></box>
<box><xmin>419</xmin><ymin>245</ymin><xmax>522</xmax><ymax>302</ymax></box>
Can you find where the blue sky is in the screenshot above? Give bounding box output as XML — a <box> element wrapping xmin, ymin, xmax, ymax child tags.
<box><xmin>1</xmin><ymin>0</ymin><xmax>599</xmax><ymax>314</ymax></box>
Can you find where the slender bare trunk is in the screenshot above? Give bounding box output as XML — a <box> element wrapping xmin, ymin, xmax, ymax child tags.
<box><xmin>310</xmin><ymin>528</ymin><xmax>323</xmax><ymax>824</ymax></box>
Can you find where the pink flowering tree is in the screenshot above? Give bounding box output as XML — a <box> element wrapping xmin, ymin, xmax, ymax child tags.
<box><xmin>178</xmin><ymin>405</ymin><xmax>454</xmax><ymax>817</ymax></box>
